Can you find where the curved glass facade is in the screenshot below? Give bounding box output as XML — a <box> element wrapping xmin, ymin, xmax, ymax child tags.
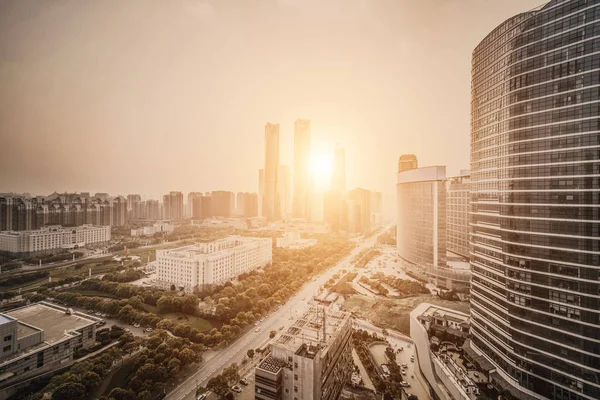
<box><xmin>470</xmin><ymin>1</ymin><xmax>600</xmax><ymax>399</ymax></box>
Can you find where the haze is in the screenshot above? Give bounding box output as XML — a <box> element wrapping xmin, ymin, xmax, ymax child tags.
<box><xmin>0</xmin><ymin>0</ymin><xmax>542</xmax><ymax>199</ymax></box>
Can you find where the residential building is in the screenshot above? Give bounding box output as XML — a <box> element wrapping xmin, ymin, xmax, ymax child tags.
<box><xmin>143</xmin><ymin>199</ymin><xmax>161</xmax><ymax>220</ymax></box>
<box><xmin>163</xmin><ymin>191</ymin><xmax>184</xmax><ymax>220</ymax></box>
<box><xmin>236</xmin><ymin>192</ymin><xmax>259</xmax><ymax>218</ymax></box>
<box><xmin>469</xmin><ymin>2</ymin><xmax>600</xmax><ymax>399</ymax></box>
<box><xmin>346</xmin><ymin>188</ymin><xmax>370</xmax><ymax>233</ymax></box>
<box><xmin>212</xmin><ymin>191</ymin><xmax>235</xmax><ymax>218</ymax></box>
<box><xmin>0</xmin><ymin>225</ymin><xmax>111</xmax><ymax>255</ymax></box>
<box><xmin>278</xmin><ymin>165</ymin><xmax>292</xmax><ymax>220</ymax></box>
<box><xmin>188</xmin><ymin>192</ymin><xmax>203</xmax><ymax>219</ymax></box>
<box><xmin>323</xmin><ymin>190</ymin><xmax>345</xmax><ymax>233</ymax></box>
<box><xmin>446</xmin><ymin>172</ymin><xmax>470</xmax><ymax>259</ymax></box>
<box><xmin>255</xmin><ymin>306</ymin><xmax>352</xmax><ymax>400</ymax></box>
<box><xmin>398</xmin><ymin>154</ymin><xmax>418</xmax><ymax>173</ymax></box>
<box><xmin>111</xmin><ymin>196</ymin><xmax>128</xmax><ymax>226</ymax></box>
<box><xmin>155</xmin><ymin>236</ymin><xmax>272</xmax><ymax>292</ymax></box>
<box><xmin>258</xmin><ymin>169</ymin><xmax>265</xmax><ymax>217</ymax></box>
<box><xmin>275</xmin><ymin>230</ymin><xmax>317</xmax><ymax>249</ymax></box>
<box><xmin>127</xmin><ymin>194</ymin><xmax>142</xmax><ymax>220</ymax></box>
<box><xmin>0</xmin><ymin>302</ymin><xmax>97</xmax><ymax>395</ymax></box>
<box><xmin>410</xmin><ymin>303</ymin><xmax>475</xmax><ymax>400</ymax></box>
<box><xmin>293</xmin><ymin>118</ymin><xmax>311</xmax><ymax>219</ymax></box>
<box><xmin>370</xmin><ymin>191</ymin><xmax>382</xmax><ymax>226</ymax></box>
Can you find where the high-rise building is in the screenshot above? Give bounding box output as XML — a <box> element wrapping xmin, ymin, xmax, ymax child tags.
<box><xmin>245</xmin><ymin>193</ymin><xmax>259</xmax><ymax>218</ymax></box>
<box><xmin>331</xmin><ymin>145</ymin><xmax>346</xmax><ymax>194</ymax></box>
<box><xmin>370</xmin><ymin>191</ymin><xmax>383</xmax><ymax>225</ymax></box>
<box><xmin>469</xmin><ymin>3</ymin><xmax>600</xmax><ymax>399</ymax></box>
<box><xmin>278</xmin><ymin>165</ymin><xmax>292</xmax><ymax>220</ymax></box>
<box><xmin>191</xmin><ymin>194</ymin><xmax>212</xmax><ymax>220</ymax></box>
<box><xmin>162</xmin><ymin>191</ymin><xmax>184</xmax><ymax>221</ymax></box>
<box><xmin>258</xmin><ymin>169</ymin><xmax>265</xmax><ymax>217</ymax></box>
<box><xmin>255</xmin><ymin>306</ymin><xmax>353</xmax><ymax>400</ymax></box>
<box><xmin>446</xmin><ymin>172</ymin><xmax>470</xmax><ymax>259</ymax></box>
<box><xmin>127</xmin><ymin>194</ymin><xmax>142</xmax><ymax>220</ymax></box>
<box><xmin>111</xmin><ymin>196</ymin><xmax>128</xmax><ymax>227</ymax></box>
<box><xmin>211</xmin><ymin>191</ymin><xmax>235</xmax><ymax>218</ymax></box>
<box><xmin>263</xmin><ymin>123</ymin><xmax>280</xmax><ymax>221</ymax></box>
<box><xmin>346</xmin><ymin>188</ymin><xmax>371</xmax><ymax>233</ymax></box>
<box><xmin>188</xmin><ymin>192</ymin><xmax>203</xmax><ymax>219</ymax></box>
<box><xmin>323</xmin><ymin>190</ymin><xmax>344</xmax><ymax>232</ymax></box>
<box><xmin>397</xmin><ymin>166</ymin><xmax>447</xmax><ymax>269</ymax></box>
<box><xmin>292</xmin><ymin>118</ymin><xmax>311</xmax><ymax>219</ymax></box>
<box><xmin>144</xmin><ymin>199</ymin><xmax>161</xmax><ymax>220</ymax></box>
<box><xmin>398</xmin><ymin>154</ymin><xmax>418</xmax><ymax>173</ymax></box>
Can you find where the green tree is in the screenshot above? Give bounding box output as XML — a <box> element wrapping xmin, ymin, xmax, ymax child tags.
<box><xmin>246</xmin><ymin>349</ymin><xmax>254</xmax><ymax>359</ymax></box>
<box><xmin>81</xmin><ymin>371</ymin><xmax>102</xmax><ymax>392</ymax></box>
<box><xmin>53</xmin><ymin>382</ymin><xmax>86</xmax><ymax>400</ymax></box>
<box><xmin>269</xmin><ymin>330</ymin><xmax>277</xmax><ymax>339</ymax></box>
<box><xmin>107</xmin><ymin>387</ymin><xmax>137</xmax><ymax>400</ymax></box>
<box><xmin>207</xmin><ymin>375</ymin><xmax>229</xmax><ymax>398</ymax></box>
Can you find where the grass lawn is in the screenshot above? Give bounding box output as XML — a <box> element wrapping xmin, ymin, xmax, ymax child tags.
<box><xmin>141</xmin><ymin>304</ymin><xmax>217</xmax><ymax>332</ymax></box>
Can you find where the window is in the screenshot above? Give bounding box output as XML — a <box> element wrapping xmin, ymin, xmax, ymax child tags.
<box><xmin>2</xmin><ymin>345</ymin><xmax>10</xmax><ymax>352</ymax></box>
<box><xmin>294</xmin><ymin>386</ymin><xmax>298</xmax><ymax>393</ymax></box>
<box><xmin>3</xmin><ymin>335</ymin><xmax>11</xmax><ymax>342</ymax></box>
<box><xmin>294</xmin><ymin>374</ymin><xmax>298</xmax><ymax>381</ymax></box>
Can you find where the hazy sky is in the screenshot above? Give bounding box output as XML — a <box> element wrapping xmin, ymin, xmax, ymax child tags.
<box><xmin>0</xmin><ymin>0</ymin><xmax>543</xmax><ymax>199</ymax></box>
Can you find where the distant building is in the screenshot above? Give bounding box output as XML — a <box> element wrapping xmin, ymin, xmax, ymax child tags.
<box><xmin>255</xmin><ymin>306</ymin><xmax>352</xmax><ymax>400</ymax></box>
<box><xmin>276</xmin><ymin>230</ymin><xmax>317</xmax><ymax>249</ymax></box>
<box><xmin>278</xmin><ymin>165</ymin><xmax>292</xmax><ymax>220</ymax></box>
<box><xmin>130</xmin><ymin>222</ymin><xmax>174</xmax><ymax>237</ymax></box>
<box><xmin>188</xmin><ymin>192</ymin><xmax>203</xmax><ymax>219</ymax></box>
<box><xmin>258</xmin><ymin>169</ymin><xmax>265</xmax><ymax>217</ymax></box>
<box><xmin>293</xmin><ymin>118</ymin><xmax>311</xmax><ymax>219</ymax></box>
<box><xmin>163</xmin><ymin>191</ymin><xmax>184</xmax><ymax>220</ymax></box>
<box><xmin>410</xmin><ymin>303</ymin><xmax>474</xmax><ymax>400</ymax></box>
<box><xmin>0</xmin><ymin>225</ymin><xmax>111</xmax><ymax>255</ymax></box>
<box><xmin>263</xmin><ymin>123</ymin><xmax>281</xmax><ymax>221</ymax></box>
<box><xmin>212</xmin><ymin>191</ymin><xmax>235</xmax><ymax>218</ymax></box>
<box><xmin>143</xmin><ymin>199</ymin><xmax>161</xmax><ymax>220</ymax></box>
<box><xmin>346</xmin><ymin>188</ymin><xmax>370</xmax><ymax>234</ymax></box>
<box><xmin>156</xmin><ymin>236</ymin><xmax>272</xmax><ymax>292</ymax></box>
<box><xmin>111</xmin><ymin>196</ymin><xmax>128</xmax><ymax>226</ymax></box>
<box><xmin>331</xmin><ymin>145</ymin><xmax>346</xmax><ymax>194</ymax></box>
<box><xmin>446</xmin><ymin>172</ymin><xmax>470</xmax><ymax>259</ymax></box>
<box><xmin>323</xmin><ymin>190</ymin><xmax>345</xmax><ymax>233</ymax></box>
<box><xmin>127</xmin><ymin>194</ymin><xmax>142</xmax><ymax>220</ymax></box>
<box><xmin>370</xmin><ymin>191</ymin><xmax>382</xmax><ymax>226</ymax></box>
<box><xmin>236</xmin><ymin>192</ymin><xmax>259</xmax><ymax>218</ymax></box>
<box><xmin>0</xmin><ymin>302</ymin><xmax>97</xmax><ymax>394</ymax></box>
<box><xmin>194</xmin><ymin>218</ymin><xmax>248</xmax><ymax>230</ymax></box>
<box><xmin>398</xmin><ymin>154</ymin><xmax>418</xmax><ymax>173</ymax></box>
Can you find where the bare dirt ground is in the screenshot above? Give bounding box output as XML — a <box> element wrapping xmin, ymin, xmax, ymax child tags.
<box><xmin>343</xmin><ymin>294</ymin><xmax>470</xmax><ymax>334</ymax></box>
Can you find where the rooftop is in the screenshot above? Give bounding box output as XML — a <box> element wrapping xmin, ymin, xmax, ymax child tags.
<box><xmin>0</xmin><ymin>315</ymin><xmax>14</xmax><ymax>325</ymax></box>
<box><xmin>5</xmin><ymin>302</ymin><xmax>96</xmax><ymax>344</ymax></box>
<box><xmin>257</xmin><ymin>355</ymin><xmax>287</xmax><ymax>374</ymax></box>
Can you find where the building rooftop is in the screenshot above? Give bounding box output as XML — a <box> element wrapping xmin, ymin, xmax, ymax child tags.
<box><xmin>5</xmin><ymin>302</ymin><xmax>96</xmax><ymax>344</ymax></box>
<box><xmin>273</xmin><ymin>306</ymin><xmax>351</xmax><ymax>357</ymax></box>
<box><xmin>257</xmin><ymin>355</ymin><xmax>287</xmax><ymax>374</ymax></box>
<box><xmin>0</xmin><ymin>315</ymin><xmax>14</xmax><ymax>325</ymax></box>
<box><xmin>417</xmin><ymin>304</ymin><xmax>470</xmax><ymax>324</ymax></box>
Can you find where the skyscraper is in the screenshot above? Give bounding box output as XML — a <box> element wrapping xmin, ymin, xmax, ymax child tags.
<box><xmin>263</xmin><ymin>123</ymin><xmax>280</xmax><ymax>221</ymax></box>
<box><xmin>398</xmin><ymin>154</ymin><xmax>418</xmax><ymax>172</ymax></box>
<box><xmin>258</xmin><ymin>169</ymin><xmax>265</xmax><ymax>217</ymax></box>
<box><xmin>331</xmin><ymin>145</ymin><xmax>346</xmax><ymax>194</ymax></box>
<box><xmin>211</xmin><ymin>191</ymin><xmax>235</xmax><ymax>217</ymax></box>
<box><xmin>470</xmin><ymin>2</ymin><xmax>600</xmax><ymax>399</ymax></box>
<box><xmin>188</xmin><ymin>192</ymin><xmax>203</xmax><ymax>219</ymax></box>
<box><xmin>278</xmin><ymin>165</ymin><xmax>291</xmax><ymax>220</ymax></box>
<box><xmin>127</xmin><ymin>194</ymin><xmax>142</xmax><ymax>220</ymax></box>
<box><xmin>292</xmin><ymin>118</ymin><xmax>311</xmax><ymax>219</ymax></box>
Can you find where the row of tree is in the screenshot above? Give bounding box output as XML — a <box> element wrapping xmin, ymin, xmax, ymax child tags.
<box><xmin>359</xmin><ymin>276</ymin><xmax>389</xmax><ymax>296</ymax></box>
<box><xmin>354</xmin><ymin>247</ymin><xmax>381</xmax><ymax>268</ymax></box>
<box><xmin>372</xmin><ymin>272</ymin><xmax>429</xmax><ymax>296</ymax></box>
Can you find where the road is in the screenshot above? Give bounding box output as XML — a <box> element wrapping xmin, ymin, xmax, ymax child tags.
<box><xmin>166</xmin><ymin>229</ymin><xmax>388</xmax><ymax>400</ymax></box>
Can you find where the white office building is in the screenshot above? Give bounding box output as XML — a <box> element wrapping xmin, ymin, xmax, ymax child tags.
<box><xmin>0</xmin><ymin>225</ymin><xmax>111</xmax><ymax>254</ymax></box>
<box><xmin>156</xmin><ymin>236</ymin><xmax>272</xmax><ymax>292</ymax></box>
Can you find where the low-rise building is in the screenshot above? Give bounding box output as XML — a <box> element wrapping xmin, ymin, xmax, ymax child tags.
<box><xmin>0</xmin><ymin>302</ymin><xmax>97</xmax><ymax>393</ymax></box>
<box><xmin>255</xmin><ymin>306</ymin><xmax>352</xmax><ymax>400</ymax></box>
<box><xmin>0</xmin><ymin>225</ymin><xmax>111</xmax><ymax>255</ymax></box>
<box><xmin>130</xmin><ymin>222</ymin><xmax>174</xmax><ymax>237</ymax></box>
<box><xmin>410</xmin><ymin>303</ymin><xmax>485</xmax><ymax>400</ymax></box>
<box><xmin>275</xmin><ymin>230</ymin><xmax>317</xmax><ymax>249</ymax></box>
<box><xmin>156</xmin><ymin>236</ymin><xmax>272</xmax><ymax>292</ymax></box>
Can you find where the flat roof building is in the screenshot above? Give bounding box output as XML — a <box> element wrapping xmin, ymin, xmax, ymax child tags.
<box><xmin>0</xmin><ymin>302</ymin><xmax>97</xmax><ymax>393</ymax></box>
<box><xmin>156</xmin><ymin>236</ymin><xmax>272</xmax><ymax>292</ymax></box>
<box><xmin>255</xmin><ymin>306</ymin><xmax>352</xmax><ymax>400</ymax></box>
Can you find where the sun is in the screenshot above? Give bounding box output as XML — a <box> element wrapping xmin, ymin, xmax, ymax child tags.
<box><xmin>310</xmin><ymin>152</ymin><xmax>333</xmax><ymax>190</ymax></box>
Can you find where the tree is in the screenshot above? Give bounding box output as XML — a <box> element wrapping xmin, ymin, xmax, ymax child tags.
<box><xmin>269</xmin><ymin>330</ymin><xmax>276</xmax><ymax>339</ymax></box>
<box><xmin>107</xmin><ymin>387</ymin><xmax>137</xmax><ymax>400</ymax></box>
<box><xmin>222</xmin><ymin>363</ymin><xmax>240</xmax><ymax>385</ymax></box>
<box><xmin>53</xmin><ymin>382</ymin><xmax>86</xmax><ymax>400</ymax></box>
<box><xmin>81</xmin><ymin>371</ymin><xmax>102</xmax><ymax>392</ymax></box>
<box><xmin>207</xmin><ymin>375</ymin><xmax>229</xmax><ymax>398</ymax></box>
<box><xmin>246</xmin><ymin>349</ymin><xmax>255</xmax><ymax>359</ymax></box>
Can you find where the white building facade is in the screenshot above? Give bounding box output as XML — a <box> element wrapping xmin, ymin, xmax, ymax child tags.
<box><xmin>156</xmin><ymin>236</ymin><xmax>272</xmax><ymax>292</ymax></box>
<box><xmin>0</xmin><ymin>225</ymin><xmax>111</xmax><ymax>254</ymax></box>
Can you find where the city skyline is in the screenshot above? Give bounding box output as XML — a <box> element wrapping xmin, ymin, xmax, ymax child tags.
<box><xmin>0</xmin><ymin>0</ymin><xmax>540</xmax><ymax>198</ymax></box>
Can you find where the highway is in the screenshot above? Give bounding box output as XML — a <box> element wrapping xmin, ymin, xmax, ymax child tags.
<box><xmin>166</xmin><ymin>229</ymin><xmax>387</xmax><ymax>400</ymax></box>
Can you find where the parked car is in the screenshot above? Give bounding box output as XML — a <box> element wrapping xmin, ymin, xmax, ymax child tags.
<box><xmin>255</xmin><ymin>328</ymin><xmax>261</xmax><ymax>332</ymax></box>
<box><xmin>473</xmin><ymin>372</ymin><xmax>479</xmax><ymax>378</ymax></box>
<box><xmin>401</xmin><ymin>363</ymin><xmax>408</xmax><ymax>368</ymax></box>
<box><xmin>145</xmin><ymin>328</ymin><xmax>153</xmax><ymax>333</ymax></box>
<box><xmin>400</xmin><ymin>381</ymin><xmax>410</xmax><ymax>388</ymax></box>
<box><xmin>410</xmin><ymin>355</ymin><xmax>415</xmax><ymax>362</ymax></box>
<box><xmin>134</xmin><ymin>323</ymin><xmax>140</xmax><ymax>328</ymax></box>
<box><xmin>197</xmin><ymin>394</ymin><xmax>207</xmax><ymax>400</ymax></box>
<box><xmin>239</xmin><ymin>379</ymin><xmax>249</xmax><ymax>386</ymax></box>
<box><xmin>231</xmin><ymin>385</ymin><xmax>242</xmax><ymax>393</ymax></box>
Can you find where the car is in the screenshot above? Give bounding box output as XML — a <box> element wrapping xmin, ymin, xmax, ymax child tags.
<box><xmin>231</xmin><ymin>385</ymin><xmax>242</xmax><ymax>393</ymax></box>
<box><xmin>197</xmin><ymin>394</ymin><xmax>207</xmax><ymax>400</ymax></box>
<box><xmin>402</xmin><ymin>370</ymin><xmax>407</xmax><ymax>375</ymax></box>
<box><xmin>255</xmin><ymin>327</ymin><xmax>261</xmax><ymax>332</ymax></box>
<box><xmin>410</xmin><ymin>355</ymin><xmax>415</xmax><ymax>362</ymax></box>
<box><xmin>134</xmin><ymin>323</ymin><xmax>140</xmax><ymax>328</ymax></box>
<box><xmin>401</xmin><ymin>363</ymin><xmax>408</xmax><ymax>368</ymax></box>
<box><xmin>400</xmin><ymin>381</ymin><xmax>410</xmax><ymax>388</ymax></box>
<box><xmin>255</xmin><ymin>322</ymin><xmax>259</xmax><ymax>326</ymax></box>
<box><xmin>95</xmin><ymin>312</ymin><xmax>102</xmax><ymax>316</ymax></box>
<box><xmin>473</xmin><ymin>372</ymin><xmax>479</xmax><ymax>378</ymax></box>
<box><xmin>145</xmin><ymin>328</ymin><xmax>153</xmax><ymax>333</ymax></box>
<box><xmin>239</xmin><ymin>379</ymin><xmax>249</xmax><ymax>386</ymax></box>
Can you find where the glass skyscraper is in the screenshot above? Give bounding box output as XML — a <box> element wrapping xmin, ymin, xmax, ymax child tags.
<box><xmin>470</xmin><ymin>1</ymin><xmax>600</xmax><ymax>399</ymax></box>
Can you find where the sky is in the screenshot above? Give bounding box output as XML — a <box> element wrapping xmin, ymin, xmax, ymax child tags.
<box><xmin>0</xmin><ymin>0</ymin><xmax>543</xmax><ymax>200</ymax></box>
